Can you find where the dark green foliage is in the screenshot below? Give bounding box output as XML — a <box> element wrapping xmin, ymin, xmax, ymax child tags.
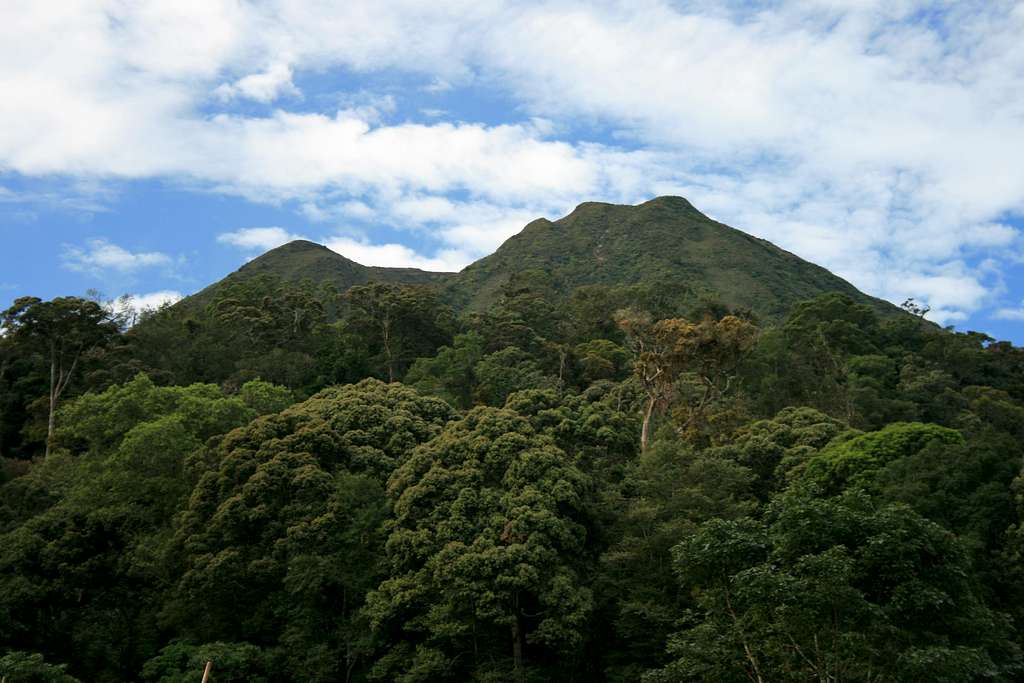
<box><xmin>165</xmin><ymin>380</ymin><xmax>453</xmax><ymax>682</ymax></box>
<box><xmin>647</xmin><ymin>491</ymin><xmax>1021</xmax><ymax>682</ymax></box>
<box><xmin>474</xmin><ymin>347</ymin><xmax>557</xmax><ymax>407</ymax></box>
<box><xmin>707</xmin><ymin>406</ymin><xmax>846</xmax><ymax>499</ymax></box>
<box><xmin>0</xmin><ymin>651</ymin><xmax>83</xmax><ymax>682</ymax></box>
<box><xmin>406</xmin><ymin>332</ymin><xmax>485</xmax><ymax>409</ymax></box>
<box><xmin>0</xmin><ymin>376</ymin><xmax>289</xmax><ymax>682</ymax></box>
<box><xmin>366</xmin><ymin>406</ymin><xmax>595</xmax><ymax>681</ymax></box>
<box><xmin>1</xmin><ymin>296</ymin><xmax>122</xmax><ymax>457</ymax></box>
<box><xmin>573</xmin><ymin>339</ymin><xmax>631</xmax><ymax>385</ymax></box>
<box><xmin>2</xmin><ymin>198</ymin><xmax>1024</xmax><ymax>682</ymax></box>
<box><xmin>141</xmin><ymin>641</ymin><xmax>268</xmax><ymax>683</ymax></box>
<box><xmin>340</xmin><ymin>283</ymin><xmax>454</xmax><ymax>383</ymax></box>
<box><xmin>600</xmin><ymin>439</ymin><xmax>757</xmax><ymax>680</ymax></box>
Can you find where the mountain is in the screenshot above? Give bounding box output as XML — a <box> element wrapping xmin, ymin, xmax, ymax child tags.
<box><xmin>447</xmin><ymin>196</ymin><xmax>897</xmax><ymax>320</ymax></box>
<box><xmin>178</xmin><ymin>239</ymin><xmax>452</xmax><ymax>310</ymax></box>
<box><xmin>176</xmin><ymin>198</ymin><xmax>898</xmax><ymax>322</ymax></box>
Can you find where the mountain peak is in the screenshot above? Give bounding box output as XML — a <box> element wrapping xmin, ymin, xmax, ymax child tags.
<box><xmin>178</xmin><ymin>238</ymin><xmax>444</xmax><ymax>310</ymax></box>
<box><xmin>639</xmin><ymin>195</ymin><xmax>697</xmax><ymax>211</ymax></box>
<box><xmin>566</xmin><ymin>195</ymin><xmax>697</xmax><ymax>215</ymax></box>
<box><xmin>177</xmin><ymin>198</ymin><xmax>897</xmax><ymax>324</ymax></box>
<box><xmin>269</xmin><ymin>239</ymin><xmax>332</xmax><ymax>253</ymax></box>
<box><xmin>448</xmin><ymin>196</ymin><xmax>896</xmax><ymax>321</ymax></box>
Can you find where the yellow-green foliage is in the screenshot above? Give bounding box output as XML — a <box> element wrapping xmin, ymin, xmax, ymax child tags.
<box><xmin>794</xmin><ymin>422</ymin><xmax>964</xmax><ymax>495</ymax></box>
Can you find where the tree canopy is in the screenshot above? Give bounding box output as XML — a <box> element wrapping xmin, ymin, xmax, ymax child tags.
<box><xmin>1</xmin><ymin>287</ymin><xmax>1022</xmax><ymax>682</ymax></box>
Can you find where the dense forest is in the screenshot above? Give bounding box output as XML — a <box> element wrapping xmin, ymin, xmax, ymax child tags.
<box><xmin>2</xmin><ymin>202</ymin><xmax>1024</xmax><ymax>682</ymax></box>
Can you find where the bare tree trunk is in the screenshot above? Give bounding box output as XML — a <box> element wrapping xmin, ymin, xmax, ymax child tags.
<box><xmin>45</xmin><ymin>343</ymin><xmax>79</xmax><ymax>458</ymax></box>
<box><xmin>381</xmin><ymin>315</ymin><xmax>394</xmax><ymax>382</ymax></box>
<box><xmin>46</xmin><ymin>348</ymin><xmax>57</xmax><ymax>458</ymax></box>
<box><xmin>640</xmin><ymin>395</ymin><xmax>656</xmax><ymax>452</ymax></box>
<box><xmin>0</xmin><ymin>355</ymin><xmax>8</xmax><ymax>457</ymax></box>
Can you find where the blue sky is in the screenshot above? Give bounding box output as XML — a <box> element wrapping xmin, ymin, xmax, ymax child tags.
<box><xmin>2</xmin><ymin>1</ymin><xmax>1023</xmax><ymax>343</ymax></box>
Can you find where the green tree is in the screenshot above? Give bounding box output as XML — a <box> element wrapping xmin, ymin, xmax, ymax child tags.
<box><xmin>0</xmin><ymin>375</ymin><xmax>281</xmax><ymax>682</ymax></box>
<box><xmin>167</xmin><ymin>380</ymin><xmax>454</xmax><ymax>682</ymax></box>
<box><xmin>600</xmin><ymin>438</ymin><xmax>757</xmax><ymax>680</ymax></box>
<box><xmin>473</xmin><ymin>347</ymin><xmax>556</xmax><ymax>407</ymax></box>
<box><xmin>141</xmin><ymin>641</ymin><xmax>268</xmax><ymax>683</ymax></box>
<box><xmin>342</xmin><ymin>283</ymin><xmax>453</xmax><ymax>382</ymax></box>
<box><xmin>707</xmin><ymin>406</ymin><xmax>846</xmax><ymax>500</ymax></box>
<box><xmin>647</xmin><ymin>491</ymin><xmax>1020</xmax><ymax>682</ymax></box>
<box><xmin>791</xmin><ymin>422</ymin><xmax>963</xmax><ymax>496</ymax></box>
<box><xmin>2</xmin><ymin>297</ymin><xmax>121</xmax><ymax>456</ymax></box>
<box><xmin>0</xmin><ymin>651</ymin><xmax>82</xmax><ymax>683</ymax></box>
<box><xmin>367</xmin><ymin>407</ymin><xmax>594</xmax><ymax>681</ymax></box>
<box><xmin>572</xmin><ymin>339</ymin><xmax>630</xmax><ymax>386</ymax></box>
<box><xmin>405</xmin><ymin>332</ymin><xmax>485</xmax><ymax>409</ymax></box>
<box><xmin>617</xmin><ymin>312</ymin><xmax>757</xmax><ymax>450</ymax></box>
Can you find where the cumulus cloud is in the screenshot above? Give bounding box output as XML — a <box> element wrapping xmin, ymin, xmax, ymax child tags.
<box><xmin>217</xmin><ymin>227</ymin><xmax>307</xmax><ymax>251</ymax></box>
<box><xmin>994</xmin><ymin>305</ymin><xmax>1024</xmax><ymax>321</ymax></box>
<box><xmin>62</xmin><ymin>239</ymin><xmax>171</xmax><ymax>275</ymax></box>
<box><xmin>214</xmin><ymin>62</ymin><xmax>299</xmax><ymax>103</ymax></box>
<box><xmin>108</xmin><ymin>290</ymin><xmax>184</xmax><ymax>326</ymax></box>
<box><xmin>131</xmin><ymin>290</ymin><xmax>183</xmax><ymax>309</ymax></box>
<box><xmin>324</xmin><ymin>237</ymin><xmax>466</xmax><ymax>272</ymax></box>
<box><xmin>119</xmin><ymin>290</ymin><xmax>183</xmax><ymax>314</ymax></box>
<box><xmin>3</xmin><ymin>1</ymin><xmax>1024</xmax><ymax>324</ymax></box>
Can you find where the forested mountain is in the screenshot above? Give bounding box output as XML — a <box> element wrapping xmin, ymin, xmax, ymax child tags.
<box><xmin>178</xmin><ymin>196</ymin><xmax>900</xmax><ymax>324</ymax></box>
<box><xmin>179</xmin><ymin>239</ymin><xmax>450</xmax><ymax>311</ymax></box>
<box><xmin>2</xmin><ymin>198</ymin><xmax>1023</xmax><ymax>682</ymax></box>
<box><xmin>446</xmin><ymin>196</ymin><xmax>897</xmax><ymax>319</ymax></box>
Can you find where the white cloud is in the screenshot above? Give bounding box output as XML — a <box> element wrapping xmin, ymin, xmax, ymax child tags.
<box><xmin>131</xmin><ymin>290</ymin><xmax>183</xmax><ymax>309</ymax></box>
<box><xmin>109</xmin><ymin>290</ymin><xmax>184</xmax><ymax>326</ymax></box>
<box><xmin>214</xmin><ymin>62</ymin><xmax>299</xmax><ymax>102</ymax></box>
<box><xmin>324</xmin><ymin>237</ymin><xmax>465</xmax><ymax>272</ymax></box>
<box><xmin>994</xmin><ymin>305</ymin><xmax>1024</xmax><ymax>321</ymax></box>
<box><xmin>423</xmin><ymin>78</ymin><xmax>454</xmax><ymax>93</ymax></box>
<box><xmin>3</xmin><ymin>1</ymin><xmax>1024</xmax><ymax>325</ymax></box>
<box><xmin>62</xmin><ymin>239</ymin><xmax>171</xmax><ymax>274</ymax></box>
<box><xmin>217</xmin><ymin>226</ymin><xmax>307</xmax><ymax>252</ymax></box>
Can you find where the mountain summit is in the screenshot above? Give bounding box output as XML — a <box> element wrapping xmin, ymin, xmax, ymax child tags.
<box><xmin>182</xmin><ymin>238</ymin><xmax>449</xmax><ymax>309</ymax></box>
<box><xmin>446</xmin><ymin>196</ymin><xmax>893</xmax><ymax>320</ymax></box>
<box><xmin>181</xmin><ymin>197</ymin><xmax>895</xmax><ymax>322</ymax></box>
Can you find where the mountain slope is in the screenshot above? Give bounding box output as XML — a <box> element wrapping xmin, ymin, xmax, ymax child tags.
<box><xmin>174</xmin><ymin>198</ymin><xmax>899</xmax><ymax>323</ymax></box>
<box><xmin>445</xmin><ymin>196</ymin><xmax>897</xmax><ymax>321</ymax></box>
<box><xmin>178</xmin><ymin>239</ymin><xmax>453</xmax><ymax>310</ymax></box>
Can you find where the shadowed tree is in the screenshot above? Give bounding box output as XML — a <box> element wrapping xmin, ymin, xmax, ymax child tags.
<box><xmin>367</xmin><ymin>407</ymin><xmax>594</xmax><ymax>682</ymax></box>
<box><xmin>1</xmin><ymin>297</ymin><xmax>120</xmax><ymax>456</ymax></box>
<box><xmin>646</xmin><ymin>491</ymin><xmax>1021</xmax><ymax>682</ymax></box>
<box><xmin>342</xmin><ymin>283</ymin><xmax>453</xmax><ymax>382</ymax></box>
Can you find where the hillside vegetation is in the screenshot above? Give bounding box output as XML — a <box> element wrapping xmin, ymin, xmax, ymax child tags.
<box><xmin>448</xmin><ymin>196</ymin><xmax>895</xmax><ymax>319</ymax></box>
<box><xmin>179</xmin><ymin>239</ymin><xmax>449</xmax><ymax>311</ymax></box>
<box><xmin>181</xmin><ymin>197</ymin><xmax>899</xmax><ymax>324</ymax></box>
<box><xmin>1</xmin><ymin>198</ymin><xmax>1022</xmax><ymax>682</ymax></box>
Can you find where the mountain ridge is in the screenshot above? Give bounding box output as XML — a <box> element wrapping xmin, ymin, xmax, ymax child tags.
<box><xmin>177</xmin><ymin>196</ymin><xmax>900</xmax><ymax>323</ymax></box>
<box><xmin>178</xmin><ymin>238</ymin><xmax>451</xmax><ymax>310</ymax></box>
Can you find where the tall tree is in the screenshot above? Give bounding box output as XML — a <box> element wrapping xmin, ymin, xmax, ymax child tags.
<box><xmin>1</xmin><ymin>297</ymin><xmax>120</xmax><ymax>456</ymax></box>
<box><xmin>647</xmin><ymin>491</ymin><xmax>1021</xmax><ymax>682</ymax></box>
<box><xmin>166</xmin><ymin>380</ymin><xmax>453</xmax><ymax>682</ymax></box>
<box><xmin>342</xmin><ymin>283</ymin><xmax>452</xmax><ymax>382</ymax></box>
<box><xmin>617</xmin><ymin>312</ymin><xmax>757</xmax><ymax>450</ymax></box>
<box><xmin>367</xmin><ymin>407</ymin><xmax>594</xmax><ymax>681</ymax></box>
